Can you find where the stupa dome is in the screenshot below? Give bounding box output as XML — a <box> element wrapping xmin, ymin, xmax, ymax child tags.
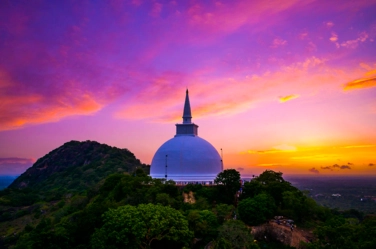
<box><xmin>150</xmin><ymin>90</ymin><xmax>222</xmax><ymax>182</ymax></box>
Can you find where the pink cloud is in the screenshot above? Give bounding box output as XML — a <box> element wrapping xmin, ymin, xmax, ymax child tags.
<box><xmin>299</xmin><ymin>32</ymin><xmax>308</xmax><ymax>40</ymax></box>
<box><xmin>271</xmin><ymin>38</ymin><xmax>287</xmax><ymax>48</ymax></box>
<box><xmin>306</xmin><ymin>42</ymin><xmax>317</xmax><ymax>52</ymax></box>
<box><xmin>150</xmin><ymin>2</ymin><xmax>163</xmax><ymax>17</ymax></box>
<box><xmin>0</xmin><ymin>158</ymin><xmax>35</xmax><ymax>164</ymax></box>
<box><xmin>1</xmin><ymin>0</ymin><xmax>375</xmax><ymax>132</ymax></box>
<box><xmin>180</xmin><ymin>0</ymin><xmax>374</xmax><ymax>42</ymax></box>
<box><xmin>115</xmin><ymin>54</ymin><xmax>372</xmax><ymax>122</ymax></box>
<box><xmin>0</xmin><ymin>4</ymin><xmax>136</xmax><ymax>131</ymax></box>
<box><xmin>186</xmin><ymin>1</ymin><xmax>300</xmax><ymax>34</ymax></box>
<box><xmin>0</xmin><ymin>2</ymin><xmax>33</xmax><ymax>36</ymax></box>
<box><xmin>340</xmin><ymin>32</ymin><xmax>369</xmax><ymax>49</ymax></box>
<box><xmin>330</xmin><ymin>32</ymin><xmax>338</xmax><ymax>42</ymax></box>
<box><xmin>131</xmin><ymin>0</ymin><xmax>143</xmax><ymax>6</ymax></box>
<box><xmin>326</xmin><ymin>21</ymin><xmax>334</xmax><ymax>28</ymax></box>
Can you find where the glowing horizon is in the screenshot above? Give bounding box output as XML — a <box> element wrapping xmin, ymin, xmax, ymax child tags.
<box><xmin>0</xmin><ymin>0</ymin><xmax>375</xmax><ymax>176</ymax></box>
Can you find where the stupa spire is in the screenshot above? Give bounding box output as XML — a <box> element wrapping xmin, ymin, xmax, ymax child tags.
<box><xmin>182</xmin><ymin>89</ymin><xmax>192</xmax><ymax>124</ymax></box>
<box><xmin>175</xmin><ymin>89</ymin><xmax>198</xmax><ymax>136</ymax></box>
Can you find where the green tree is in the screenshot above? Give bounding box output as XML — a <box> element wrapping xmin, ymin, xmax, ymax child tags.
<box><xmin>214</xmin><ymin>220</ymin><xmax>259</xmax><ymax>249</ymax></box>
<box><xmin>238</xmin><ymin>193</ymin><xmax>276</xmax><ymax>225</ymax></box>
<box><xmin>91</xmin><ymin>204</ymin><xmax>193</xmax><ymax>249</ymax></box>
<box><xmin>15</xmin><ymin>218</ymin><xmax>71</xmax><ymax>249</ymax></box>
<box><xmin>214</xmin><ymin>169</ymin><xmax>241</xmax><ymax>204</ymax></box>
<box><xmin>213</xmin><ymin>204</ymin><xmax>235</xmax><ymax>224</ymax></box>
<box><xmin>187</xmin><ymin>209</ymin><xmax>219</xmax><ymax>244</ymax></box>
<box><xmin>308</xmin><ymin>216</ymin><xmax>358</xmax><ymax>249</ymax></box>
<box><xmin>359</xmin><ymin>216</ymin><xmax>376</xmax><ymax>249</ymax></box>
<box><xmin>155</xmin><ymin>193</ymin><xmax>174</xmax><ymax>206</ymax></box>
<box><xmin>242</xmin><ymin>170</ymin><xmax>296</xmax><ymax>205</ymax></box>
<box><xmin>306</xmin><ymin>215</ymin><xmax>376</xmax><ymax>249</ymax></box>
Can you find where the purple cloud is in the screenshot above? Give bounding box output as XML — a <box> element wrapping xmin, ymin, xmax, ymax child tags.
<box><xmin>321</xmin><ymin>164</ymin><xmax>352</xmax><ymax>170</ymax></box>
<box><xmin>0</xmin><ymin>157</ymin><xmax>34</xmax><ymax>175</ymax></box>
<box><xmin>321</xmin><ymin>166</ymin><xmax>332</xmax><ymax>170</ymax></box>
<box><xmin>340</xmin><ymin>165</ymin><xmax>351</xmax><ymax>170</ymax></box>
<box><xmin>309</xmin><ymin>167</ymin><xmax>319</xmax><ymax>174</ymax></box>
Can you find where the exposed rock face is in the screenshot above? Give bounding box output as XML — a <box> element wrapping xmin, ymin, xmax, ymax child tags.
<box><xmin>183</xmin><ymin>191</ymin><xmax>196</xmax><ymax>204</ymax></box>
<box><xmin>252</xmin><ymin>222</ymin><xmax>314</xmax><ymax>248</ymax></box>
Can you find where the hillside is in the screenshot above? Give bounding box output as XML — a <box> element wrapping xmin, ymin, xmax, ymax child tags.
<box><xmin>2</xmin><ymin>140</ymin><xmax>149</xmax><ymax>206</ymax></box>
<box><xmin>0</xmin><ymin>141</ymin><xmax>149</xmax><ymax>248</ymax></box>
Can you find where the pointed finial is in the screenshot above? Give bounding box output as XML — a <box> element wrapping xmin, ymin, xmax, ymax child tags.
<box><xmin>182</xmin><ymin>89</ymin><xmax>192</xmax><ymax>124</ymax></box>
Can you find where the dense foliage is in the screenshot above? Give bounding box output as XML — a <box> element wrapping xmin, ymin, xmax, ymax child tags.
<box><xmin>91</xmin><ymin>204</ymin><xmax>192</xmax><ymax>249</ymax></box>
<box><xmin>240</xmin><ymin>170</ymin><xmax>329</xmax><ymax>224</ymax></box>
<box><xmin>213</xmin><ymin>220</ymin><xmax>257</xmax><ymax>249</ymax></box>
<box><xmin>238</xmin><ymin>193</ymin><xmax>276</xmax><ymax>225</ymax></box>
<box><xmin>0</xmin><ymin>142</ymin><xmax>375</xmax><ymax>249</ymax></box>
<box><xmin>304</xmin><ymin>215</ymin><xmax>376</xmax><ymax>249</ymax></box>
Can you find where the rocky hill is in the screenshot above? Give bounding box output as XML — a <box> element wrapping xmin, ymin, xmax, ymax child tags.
<box><xmin>252</xmin><ymin>222</ymin><xmax>314</xmax><ymax>248</ymax></box>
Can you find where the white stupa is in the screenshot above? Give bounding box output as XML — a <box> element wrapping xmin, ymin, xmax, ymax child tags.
<box><xmin>150</xmin><ymin>90</ymin><xmax>222</xmax><ymax>182</ymax></box>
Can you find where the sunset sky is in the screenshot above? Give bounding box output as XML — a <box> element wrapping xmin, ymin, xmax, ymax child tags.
<box><xmin>1</xmin><ymin>0</ymin><xmax>376</xmax><ymax>176</ymax></box>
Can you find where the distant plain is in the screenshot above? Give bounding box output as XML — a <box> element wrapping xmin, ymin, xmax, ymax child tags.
<box><xmin>286</xmin><ymin>176</ymin><xmax>376</xmax><ymax>213</ymax></box>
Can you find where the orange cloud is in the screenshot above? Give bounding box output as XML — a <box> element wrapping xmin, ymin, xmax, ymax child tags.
<box><xmin>291</xmin><ymin>154</ymin><xmax>339</xmax><ymax>160</ymax></box>
<box><xmin>279</xmin><ymin>94</ymin><xmax>299</xmax><ymax>103</ymax></box>
<box><xmin>258</xmin><ymin>163</ymin><xmax>289</xmax><ymax>167</ymax></box>
<box><xmin>342</xmin><ymin>145</ymin><xmax>376</xmax><ymax>149</ymax></box>
<box><xmin>343</xmin><ymin>77</ymin><xmax>376</xmax><ymax>91</ymax></box>
<box><xmin>245</xmin><ymin>144</ymin><xmax>297</xmax><ymax>154</ymax></box>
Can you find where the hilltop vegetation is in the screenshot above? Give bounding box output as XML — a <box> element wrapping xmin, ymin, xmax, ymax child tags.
<box><xmin>0</xmin><ymin>141</ymin><xmax>375</xmax><ymax>249</ymax></box>
<box><xmin>1</xmin><ymin>140</ymin><xmax>148</xmax><ymax>207</ymax></box>
<box><xmin>10</xmin><ymin>140</ymin><xmax>148</xmax><ymax>190</ymax></box>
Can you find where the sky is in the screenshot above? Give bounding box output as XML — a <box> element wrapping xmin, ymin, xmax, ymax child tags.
<box><xmin>1</xmin><ymin>0</ymin><xmax>376</xmax><ymax>177</ymax></box>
